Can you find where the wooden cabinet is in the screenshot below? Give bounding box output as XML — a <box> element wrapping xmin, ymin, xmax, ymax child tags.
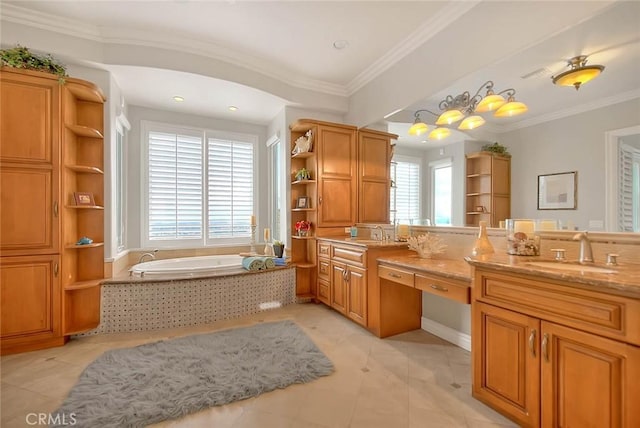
<box><xmin>0</xmin><ymin>68</ymin><xmax>105</xmax><ymax>354</ymax></box>
<box><xmin>326</xmin><ymin>243</ymin><xmax>368</xmax><ymax>327</ymax></box>
<box><xmin>289</xmin><ymin>119</ymin><xmax>396</xmax><ymax>298</ymax></box>
<box><xmin>465</xmin><ymin>152</ymin><xmax>510</xmax><ymax>227</ymax></box>
<box><xmin>472</xmin><ymin>267</ymin><xmax>640</xmax><ymax>428</ymax></box>
<box><xmin>1</xmin><ymin>70</ymin><xmax>60</xmax><ymax>257</ymax></box>
<box><xmin>357</xmin><ymin>129</ymin><xmax>394</xmax><ymax>224</ymax></box>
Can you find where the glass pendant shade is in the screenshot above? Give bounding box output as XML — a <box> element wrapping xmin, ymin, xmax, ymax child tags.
<box><xmin>475</xmin><ymin>93</ymin><xmax>506</xmax><ymax>112</ymax></box>
<box><xmin>408</xmin><ymin>121</ymin><xmax>428</xmax><ymax>136</ymax></box>
<box><xmin>494</xmin><ymin>98</ymin><xmax>528</xmax><ymax>118</ymax></box>
<box><xmin>436</xmin><ymin>109</ymin><xmax>464</xmax><ymax>125</ymax></box>
<box><xmin>428</xmin><ymin>127</ymin><xmax>451</xmax><ymax>140</ymax></box>
<box><xmin>458</xmin><ymin>115</ymin><xmax>486</xmax><ymax>130</ymax></box>
<box><xmin>552</xmin><ymin>66</ymin><xmax>604</xmax><ymax>90</ymax></box>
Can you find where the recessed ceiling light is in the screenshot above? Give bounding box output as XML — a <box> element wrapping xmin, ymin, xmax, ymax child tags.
<box><xmin>173</xmin><ymin>96</ymin><xmax>184</xmax><ymax>102</ymax></box>
<box><xmin>421</xmin><ymin>140</ymin><xmax>427</xmax><ymax>144</ymax></box>
<box><xmin>228</xmin><ymin>106</ymin><xmax>238</xmax><ymax>111</ymax></box>
<box><xmin>333</xmin><ymin>40</ymin><xmax>349</xmax><ymax>50</ymax></box>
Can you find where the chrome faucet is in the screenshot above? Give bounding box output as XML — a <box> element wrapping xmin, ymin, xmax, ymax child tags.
<box><xmin>572</xmin><ymin>232</ymin><xmax>594</xmax><ymax>263</ymax></box>
<box><xmin>138</xmin><ymin>249</ymin><xmax>158</xmax><ymax>263</ymax></box>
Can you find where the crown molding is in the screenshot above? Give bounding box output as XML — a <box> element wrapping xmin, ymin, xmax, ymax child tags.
<box><xmin>0</xmin><ymin>3</ymin><xmax>101</xmax><ymax>40</ymax></box>
<box><xmin>0</xmin><ymin>4</ymin><xmax>348</xmax><ymax>97</ymax></box>
<box><xmin>493</xmin><ymin>88</ymin><xmax>640</xmax><ymax>134</ymax></box>
<box><xmin>346</xmin><ymin>1</ymin><xmax>480</xmax><ymax>96</ymax></box>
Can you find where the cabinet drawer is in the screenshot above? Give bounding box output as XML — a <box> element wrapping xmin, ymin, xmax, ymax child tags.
<box><xmin>317</xmin><ymin>278</ymin><xmax>330</xmax><ymax>306</ymax></box>
<box><xmin>415</xmin><ymin>273</ymin><xmax>470</xmax><ymax>304</ymax></box>
<box><xmin>318</xmin><ymin>257</ymin><xmax>330</xmax><ymax>281</ymax></box>
<box><xmin>332</xmin><ymin>245</ymin><xmax>366</xmax><ymax>266</ymax></box>
<box><xmin>476</xmin><ymin>269</ymin><xmax>640</xmax><ymax>346</ymax></box>
<box><xmin>378</xmin><ymin>265</ymin><xmax>414</xmax><ymax>287</ymax></box>
<box><xmin>318</xmin><ymin>242</ymin><xmax>331</xmax><ymax>257</ymax></box>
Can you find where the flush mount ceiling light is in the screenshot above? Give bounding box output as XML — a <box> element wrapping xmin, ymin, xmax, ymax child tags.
<box><xmin>552</xmin><ymin>55</ymin><xmax>605</xmax><ymax>90</ymax></box>
<box><xmin>228</xmin><ymin>105</ymin><xmax>238</xmax><ymax>111</ymax></box>
<box><xmin>333</xmin><ymin>40</ymin><xmax>349</xmax><ymax>50</ymax></box>
<box><xmin>173</xmin><ymin>96</ymin><xmax>185</xmax><ymax>102</ymax></box>
<box><xmin>407</xmin><ymin>81</ymin><xmax>527</xmax><ymax>139</ymax></box>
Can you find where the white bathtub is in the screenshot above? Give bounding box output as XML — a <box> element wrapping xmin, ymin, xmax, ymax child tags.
<box><xmin>130</xmin><ymin>254</ymin><xmax>244</xmax><ymax>278</ymax></box>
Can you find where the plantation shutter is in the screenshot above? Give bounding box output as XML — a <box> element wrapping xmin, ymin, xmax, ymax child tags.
<box><xmin>394</xmin><ymin>159</ymin><xmax>421</xmax><ymax>222</ymax></box>
<box><xmin>618</xmin><ymin>143</ymin><xmax>640</xmax><ymax>232</ymax></box>
<box><xmin>148</xmin><ymin>131</ymin><xmax>203</xmax><ymax>240</ymax></box>
<box><xmin>208</xmin><ymin>138</ymin><xmax>254</xmax><ymax>238</ymax></box>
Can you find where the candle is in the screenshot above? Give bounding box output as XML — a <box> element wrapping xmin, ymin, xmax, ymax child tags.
<box><xmin>250</xmin><ymin>215</ymin><xmax>256</xmax><ymax>226</ymax></box>
<box><xmin>263</xmin><ymin>228</ymin><xmax>270</xmax><ymax>241</ymax></box>
<box><xmin>513</xmin><ymin>220</ymin><xmax>535</xmax><ymax>237</ymax></box>
<box><xmin>397</xmin><ymin>224</ymin><xmax>409</xmax><ymax>236</ymax></box>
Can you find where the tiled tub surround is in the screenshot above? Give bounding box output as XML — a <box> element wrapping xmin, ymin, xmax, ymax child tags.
<box><xmin>82</xmin><ymin>267</ymin><xmax>296</xmax><ymax>335</ymax></box>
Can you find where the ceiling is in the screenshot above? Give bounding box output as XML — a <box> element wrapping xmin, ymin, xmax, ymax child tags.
<box><xmin>3</xmin><ymin>1</ymin><xmax>639</xmax><ymax>146</ymax></box>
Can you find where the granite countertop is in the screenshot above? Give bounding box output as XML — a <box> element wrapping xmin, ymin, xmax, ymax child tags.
<box><xmin>376</xmin><ymin>254</ymin><xmax>471</xmax><ymax>283</ymax></box>
<box><xmin>465</xmin><ymin>253</ymin><xmax>640</xmax><ymax>299</ymax></box>
<box><xmin>317</xmin><ymin>236</ymin><xmax>409</xmax><ymax>249</ymax></box>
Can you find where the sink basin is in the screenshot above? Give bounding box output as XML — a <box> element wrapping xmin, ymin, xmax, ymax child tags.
<box><xmin>525</xmin><ymin>261</ymin><xmax>617</xmax><ymax>274</ymax></box>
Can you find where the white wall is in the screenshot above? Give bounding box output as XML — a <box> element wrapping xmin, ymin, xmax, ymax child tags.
<box><xmin>501</xmin><ymin>97</ymin><xmax>640</xmax><ymax>231</ymax></box>
<box><xmin>126</xmin><ymin>105</ymin><xmax>268</xmax><ymax>249</ymax></box>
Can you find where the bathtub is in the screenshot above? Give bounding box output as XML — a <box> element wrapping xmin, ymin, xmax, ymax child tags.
<box><xmin>130</xmin><ymin>254</ymin><xmax>244</xmax><ymax>278</ymax></box>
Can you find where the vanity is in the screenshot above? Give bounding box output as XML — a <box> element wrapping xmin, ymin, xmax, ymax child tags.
<box><xmin>467</xmin><ymin>254</ymin><xmax>640</xmax><ymax>428</ymax></box>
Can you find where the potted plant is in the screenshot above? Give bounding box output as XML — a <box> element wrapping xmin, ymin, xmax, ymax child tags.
<box><xmin>481</xmin><ymin>142</ymin><xmax>510</xmax><ymax>157</ymax></box>
<box><xmin>295</xmin><ymin>220</ymin><xmax>311</xmax><ymax>237</ymax></box>
<box><xmin>1</xmin><ymin>45</ymin><xmax>67</xmax><ymax>82</ymax></box>
<box><xmin>273</xmin><ymin>240</ymin><xmax>285</xmax><ymax>258</ymax></box>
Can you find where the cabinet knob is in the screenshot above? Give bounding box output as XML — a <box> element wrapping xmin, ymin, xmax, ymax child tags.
<box><xmin>319</xmin><ymin>196</ymin><xmax>323</xmax><ymax>205</ymax></box>
<box><xmin>53</xmin><ymin>201</ymin><xmax>59</xmax><ymax>217</ymax></box>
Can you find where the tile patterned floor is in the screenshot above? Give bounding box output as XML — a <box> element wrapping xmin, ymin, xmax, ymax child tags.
<box><xmin>1</xmin><ymin>303</ymin><xmax>516</xmax><ymax>428</ymax></box>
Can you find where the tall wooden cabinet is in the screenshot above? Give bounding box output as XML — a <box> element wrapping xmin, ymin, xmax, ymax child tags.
<box><xmin>472</xmin><ymin>267</ymin><xmax>640</xmax><ymax>427</ymax></box>
<box><xmin>465</xmin><ymin>152</ymin><xmax>510</xmax><ymax>227</ymax></box>
<box><xmin>289</xmin><ymin>119</ymin><xmax>396</xmax><ymax>297</ymax></box>
<box><xmin>0</xmin><ymin>67</ymin><xmax>105</xmax><ymax>354</ymax></box>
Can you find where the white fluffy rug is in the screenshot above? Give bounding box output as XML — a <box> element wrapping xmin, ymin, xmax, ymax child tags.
<box><xmin>52</xmin><ymin>320</ymin><xmax>333</xmax><ymax>427</ymax></box>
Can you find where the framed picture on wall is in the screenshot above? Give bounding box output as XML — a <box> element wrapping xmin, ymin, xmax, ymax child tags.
<box><xmin>538</xmin><ymin>171</ymin><xmax>577</xmax><ymax>210</ymax></box>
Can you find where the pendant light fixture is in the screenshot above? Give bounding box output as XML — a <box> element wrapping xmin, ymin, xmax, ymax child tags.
<box><xmin>552</xmin><ymin>55</ymin><xmax>605</xmax><ymax>90</ymax></box>
<box><xmin>406</xmin><ymin>81</ymin><xmax>528</xmax><ymax>140</ymax></box>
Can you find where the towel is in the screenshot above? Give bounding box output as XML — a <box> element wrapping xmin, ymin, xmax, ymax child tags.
<box><xmin>242</xmin><ymin>257</ymin><xmax>265</xmax><ymax>271</ymax></box>
<box><xmin>274</xmin><ymin>257</ymin><xmax>287</xmax><ymax>266</ymax></box>
<box><xmin>262</xmin><ymin>257</ymin><xmax>275</xmax><ymax>269</ymax></box>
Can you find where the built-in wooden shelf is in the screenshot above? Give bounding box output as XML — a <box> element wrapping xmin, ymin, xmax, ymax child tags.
<box><xmin>64</xmin><ymin>242</ymin><xmax>104</xmax><ymax>249</ymax></box>
<box><xmin>292</xmin><ymin>235</ymin><xmax>315</xmax><ymax>240</ymax></box>
<box><xmin>466</xmin><ymin>173</ymin><xmax>491</xmax><ymax>178</ymax></box>
<box><xmin>66</xmin><ymin>205</ymin><xmax>104</xmax><ymax>210</ymax></box>
<box><xmin>292</xmin><ymin>208</ymin><xmax>316</xmax><ymax>212</ymax></box>
<box><xmin>294</xmin><ymin>262</ymin><xmax>316</xmax><ymax>269</ymax></box>
<box><xmin>65</xmin><ymin>124</ymin><xmax>104</xmax><ymax>138</ymax></box>
<box><xmin>64</xmin><ymin>279</ymin><xmax>102</xmax><ymax>291</ymax></box>
<box><xmin>291</xmin><ymin>152</ymin><xmax>314</xmax><ymax>159</ymax></box>
<box><xmin>66</xmin><ymin>81</ymin><xmax>106</xmax><ymax>103</ymax></box>
<box><xmin>65</xmin><ymin>165</ymin><xmax>104</xmax><ymax>174</ymax></box>
<box><xmin>466</xmin><ymin>192</ymin><xmax>491</xmax><ymax>197</ymax></box>
<box><xmin>291</xmin><ymin>179</ymin><xmax>316</xmax><ymax>185</ymax></box>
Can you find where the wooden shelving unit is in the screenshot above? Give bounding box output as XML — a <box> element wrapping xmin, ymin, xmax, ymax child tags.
<box><xmin>465</xmin><ymin>152</ymin><xmax>511</xmax><ymax>227</ymax></box>
<box><xmin>61</xmin><ymin>77</ymin><xmax>106</xmax><ymax>335</ymax></box>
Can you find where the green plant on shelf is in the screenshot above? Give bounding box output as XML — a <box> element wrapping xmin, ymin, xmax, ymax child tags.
<box><xmin>295</xmin><ymin>167</ymin><xmax>311</xmax><ymax>181</ymax></box>
<box><xmin>1</xmin><ymin>45</ymin><xmax>67</xmax><ymax>82</ymax></box>
<box><xmin>481</xmin><ymin>142</ymin><xmax>510</xmax><ymax>156</ymax></box>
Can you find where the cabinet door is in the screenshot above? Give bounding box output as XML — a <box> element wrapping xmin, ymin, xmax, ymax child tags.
<box><xmin>330</xmin><ymin>261</ymin><xmax>348</xmax><ymax>315</ymax></box>
<box><xmin>1</xmin><ymin>255</ymin><xmax>61</xmax><ymax>339</ymax></box>
<box><xmin>541</xmin><ymin>321</ymin><xmax>640</xmax><ymax>428</ymax></box>
<box><xmin>346</xmin><ymin>265</ymin><xmax>367</xmax><ymax>326</ymax></box>
<box><xmin>473</xmin><ymin>302</ymin><xmax>540</xmax><ymax>428</ymax></box>
<box><xmin>317</xmin><ymin>125</ymin><xmax>356</xmax><ymax>227</ymax></box>
<box><xmin>358</xmin><ymin>131</ymin><xmax>390</xmax><ymax>223</ymax></box>
<box><xmin>1</xmin><ymin>166</ymin><xmax>59</xmax><ymax>255</ymax></box>
<box><xmin>0</xmin><ymin>72</ymin><xmax>60</xmax><ymax>255</ymax></box>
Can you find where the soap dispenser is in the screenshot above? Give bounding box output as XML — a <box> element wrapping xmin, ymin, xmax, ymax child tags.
<box><xmin>472</xmin><ymin>221</ymin><xmax>495</xmax><ymax>256</ymax></box>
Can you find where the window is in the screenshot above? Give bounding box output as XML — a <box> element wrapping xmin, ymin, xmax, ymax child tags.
<box><xmin>392</xmin><ymin>156</ymin><xmax>421</xmax><ymax>223</ymax></box>
<box><xmin>430</xmin><ymin>158</ymin><xmax>452</xmax><ymax>226</ymax></box>
<box><xmin>115</xmin><ymin>124</ymin><xmax>126</xmax><ymax>252</ymax></box>
<box><xmin>619</xmin><ymin>142</ymin><xmax>640</xmax><ymax>232</ymax></box>
<box><xmin>143</xmin><ymin>122</ymin><xmax>256</xmax><ymax>247</ymax></box>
